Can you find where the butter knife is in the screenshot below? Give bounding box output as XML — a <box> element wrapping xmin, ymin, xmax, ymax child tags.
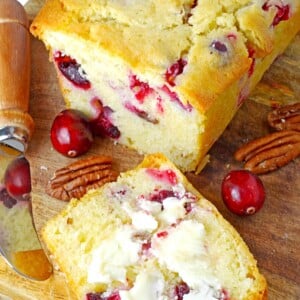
<box><xmin>0</xmin><ymin>0</ymin><xmax>52</xmax><ymax>281</ymax></box>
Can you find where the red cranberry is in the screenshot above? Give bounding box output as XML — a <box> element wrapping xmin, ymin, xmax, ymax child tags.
<box><xmin>129</xmin><ymin>74</ymin><xmax>153</xmax><ymax>102</ymax></box>
<box><xmin>221</xmin><ymin>170</ymin><xmax>265</xmax><ymax>216</ymax></box>
<box><xmin>86</xmin><ymin>293</ymin><xmax>102</xmax><ymax>300</ymax></box>
<box><xmin>89</xmin><ymin>98</ymin><xmax>120</xmax><ymax>139</ymax></box>
<box><xmin>165</xmin><ymin>59</ymin><xmax>187</xmax><ymax>87</ymax></box>
<box><xmin>146</xmin><ymin>168</ymin><xmax>178</xmax><ymax>185</ymax></box>
<box><xmin>106</xmin><ymin>294</ymin><xmax>121</xmax><ymax>300</ymax></box>
<box><xmin>90</xmin><ymin>115</ymin><xmax>120</xmax><ymax>139</ymax></box>
<box><xmin>220</xmin><ymin>288</ymin><xmax>230</xmax><ymax>300</ymax></box>
<box><xmin>149</xmin><ymin>189</ymin><xmax>176</xmax><ymax>203</ymax></box>
<box><xmin>262</xmin><ymin>2</ymin><xmax>290</xmax><ymax>26</ymax></box>
<box><xmin>86</xmin><ymin>292</ymin><xmax>120</xmax><ymax>300</ymax></box>
<box><xmin>124</xmin><ymin>102</ymin><xmax>158</xmax><ymax>124</ymax></box>
<box><xmin>54</xmin><ymin>52</ymin><xmax>91</xmax><ymax>89</ymax></box>
<box><xmin>174</xmin><ymin>282</ymin><xmax>190</xmax><ymax>300</ymax></box>
<box><xmin>157</xmin><ymin>231</ymin><xmax>168</xmax><ymax>238</ymax></box>
<box><xmin>184</xmin><ymin>202</ymin><xmax>193</xmax><ymax>214</ymax></box>
<box><xmin>50</xmin><ymin>109</ymin><xmax>93</xmax><ymax>157</ymax></box>
<box><xmin>211</xmin><ymin>40</ymin><xmax>227</xmax><ymax>52</ymax></box>
<box><xmin>272</xmin><ymin>4</ymin><xmax>289</xmax><ymax>26</ymax></box>
<box><xmin>148</xmin><ymin>189</ymin><xmax>194</xmax><ymax>215</ymax></box>
<box><xmin>4</xmin><ymin>157</ymin><xmax>31</xmax><ymax>201</ymax></box>
<box><xmin>142</xmin><ymin>241</ymin><xmax>152</xmax><ymax>252</ymax></box>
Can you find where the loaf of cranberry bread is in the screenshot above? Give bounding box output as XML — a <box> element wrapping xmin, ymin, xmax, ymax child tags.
<box><xmin>42</xmin><ymin>153</ymin><xmax>267</xmax><ymax>300</ymax></box>
<box><xmin>30</xmin><ymin>0</ymin><xmax>300</xmax><ymax>172</ymax></box>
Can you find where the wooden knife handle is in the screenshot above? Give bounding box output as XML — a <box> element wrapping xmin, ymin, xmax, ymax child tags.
<box><xmin>0</xmin><ymin>0</ymin><xmax>34</xmax><ymax>144</ymax></box>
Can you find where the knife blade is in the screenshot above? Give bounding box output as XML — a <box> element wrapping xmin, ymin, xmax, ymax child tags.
<box><xmin>0</xmin><ymin>0</ymin><xmax>52</xmax><ymax>280</ymax></box>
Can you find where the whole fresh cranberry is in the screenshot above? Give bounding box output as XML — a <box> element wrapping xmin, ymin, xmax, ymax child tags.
<box><xmin>50</xmin><ymin>109</ymin><xmax>93</xmax><ymax>157</ymax></box>
<box><xmin>4</xmin><ymin>157</ymin><xmax>31</xmax><ymax>201</ymax></box>
<box><xmin>221</xmin><ymin>170</ymin><xmax>265</xmax><ymax>216</ymax></box>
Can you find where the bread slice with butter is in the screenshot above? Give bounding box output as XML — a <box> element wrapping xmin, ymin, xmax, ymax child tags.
<box><xmin>42</xmin><ymin>153</ymin><xmax>267</xmax><ymax>300</ymax></box>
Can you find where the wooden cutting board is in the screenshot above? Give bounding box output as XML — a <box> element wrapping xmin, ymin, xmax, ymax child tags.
<box><xmin>0</xmin><ymin>2</ymin><xmax>299</xmax><ymax>299</ymax></box>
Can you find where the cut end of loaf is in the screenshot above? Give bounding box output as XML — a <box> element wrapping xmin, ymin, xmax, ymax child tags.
<box><xmin>30</xmin><ymin>0</ymin><xmax>300</xmax><ymax>172</ymax></box>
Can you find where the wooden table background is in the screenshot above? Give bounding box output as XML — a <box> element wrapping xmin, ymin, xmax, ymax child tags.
<box><xmin>0</xmin><ymin>1</ymin><xmax>299</xmax><ymax>299</ymax></box>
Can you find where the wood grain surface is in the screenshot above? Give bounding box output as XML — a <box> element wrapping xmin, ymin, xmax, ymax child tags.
<box><xmin>0</xmin><ymin>2</ymin><xmax>299</xmax><ymax>299</ymax></box>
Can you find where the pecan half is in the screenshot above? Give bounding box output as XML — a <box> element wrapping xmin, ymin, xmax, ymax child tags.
<box><xmin>46</xmin><ymin>155</ymin><xmax>119</xmax><ymax>201</ymax></box>
<box><xmin>268</xmin><ymin>102</ymin><xmax>300</xmax><ymax>132</ymax></box>
<box><xmin>234</xmin><ymin>130</ymin><xmax>300</xmax><ymax>174</ymax></box>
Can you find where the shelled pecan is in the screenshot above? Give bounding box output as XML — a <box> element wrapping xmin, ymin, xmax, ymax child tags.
<box><xmin>234</xmin><ymin>130</ymin><xmax>300</xmax><ymax>174</ymax></box>
<box><xmin>46</xmin><ymin>155</ymin><xmax>119</xmax><ymax>201</ymax></box>
<box><xmin>268</xmin><ymin>102</ymin><xmax>300</xmax><ymax>132</ymax></box>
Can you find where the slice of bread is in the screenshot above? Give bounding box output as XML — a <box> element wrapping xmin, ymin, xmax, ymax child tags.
<box><xmin>42</xmin><ymin>153</ymin><xmax>267</xmax><ymax>300</ymax></box>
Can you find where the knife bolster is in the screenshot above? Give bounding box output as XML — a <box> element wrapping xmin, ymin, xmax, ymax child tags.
<box><xmin>0</xmin><ymin>109</ymin><xmax>34</xmax><ymax>151</ymax></box>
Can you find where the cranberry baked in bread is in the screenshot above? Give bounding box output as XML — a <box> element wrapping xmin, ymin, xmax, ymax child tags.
<box><xmin>31</xmin><ymin>0</ymin><xmax>300</xmax><ymax>171</ymax></box>
<box><xmin>42</xmin><ymin>153</ymin><xmax>267</xmax><ymax>300</ymax></box>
